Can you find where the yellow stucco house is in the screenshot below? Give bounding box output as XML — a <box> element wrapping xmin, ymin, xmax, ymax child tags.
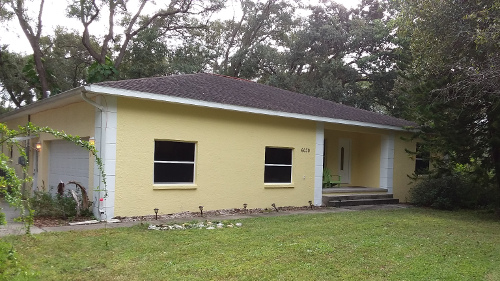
<box><xmin>0</xmin><ymin>74</ymin><xmax>417</xmax><ymax>219</ymax></box>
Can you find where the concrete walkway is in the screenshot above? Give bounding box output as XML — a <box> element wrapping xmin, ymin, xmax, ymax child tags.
<box><xmin>0</xmin><ymin>198</ymin><xmax>45</xmax><ymax>236</ymax></box>
<box><xmin>0</xmin><ymin>198</ymin><xmax>410</xmax><ymax>237</ymax></box>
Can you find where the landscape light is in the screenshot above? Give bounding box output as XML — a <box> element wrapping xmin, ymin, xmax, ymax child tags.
<box><xmin>154</xmin><ymin>208</ymin><xmax>159</xmax><ymax>220</ymax></box>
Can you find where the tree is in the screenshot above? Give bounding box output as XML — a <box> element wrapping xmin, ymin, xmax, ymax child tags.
<box><xmin>394</xmin><ymin>0</ymin><xmax>500</xmax><ymax>208</ymax></box>
<box><xmin>0</xmin><ymin>28</ymin><xmax>97</xmax><ymax>108</ymax></box>
<box><xmin>4</xmin><ymin>0</ymin><xmax>52</xmax><ymax>98</ymax></box>
<box><xmin>256</xmin><ymin>0</ymin><xmax>401</xmax><ymax>111</ymax></box>
<box><xmin>215</xmin><ymin>0</ymin><xmax>297</xmax><ymax>77</ymax></box>
<box><xmin>0</xmin><ymin>46</ymin><xmax>33</xmax><ymax>108</ymax></box>
<box><xmin>67</xmin><ymin>0</ymin><xmax>224</xmax><ymax>81</ymax></box>
<box><xmin>42</xmin><ymin>28</ymin><xmax>95</xmax><ymax>91</ymax></box>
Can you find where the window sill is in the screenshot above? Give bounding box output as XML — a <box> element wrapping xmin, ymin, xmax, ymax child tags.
<box><xmin>264</xmin><ymin>184</ymin><xmax>294</xmax><ymax>189</ymax></box>
<box><xmin>153</xmin><ymin>184</ymin><xmax>197</xmax><ymax>190</ymax></box>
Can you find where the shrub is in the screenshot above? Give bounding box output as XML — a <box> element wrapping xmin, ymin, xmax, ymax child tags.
<box><xmin>409</xmin><ymin>173</ymin><xmax>498</xmax><ymax>210</ymax></box>
<box><xmin>29</xmin><ymin>189</ymin><xmax>93</xmax><ymax>219</ymax></box>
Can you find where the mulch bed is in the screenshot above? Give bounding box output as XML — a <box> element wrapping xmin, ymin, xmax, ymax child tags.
<box><xmin>34</xmin><ymin>205</ymin><xmax>326</xmax><ymax>227</ymax></box>
<box><xmin>117</xmin><ymin>206</ymin><xmax>326</xmax><ymax>222</ymax></box>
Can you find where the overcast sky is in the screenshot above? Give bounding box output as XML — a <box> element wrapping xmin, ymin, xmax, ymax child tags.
<box><xmin>1</xmin><ymin>0</ymin><xmax>362</xmax><ymax>54</ymax></box>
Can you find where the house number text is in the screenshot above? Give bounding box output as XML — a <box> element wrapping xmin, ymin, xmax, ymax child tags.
<box><xmin>301</xmin><ymin>148</ymin><xmax>310</xmax><ymax>153</ymax></box>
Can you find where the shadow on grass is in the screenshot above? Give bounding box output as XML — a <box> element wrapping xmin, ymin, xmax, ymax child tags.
<box><xmin>397</xmin><ymin>207</ymin><xmax>500</xmax><ymax>223</ymax></box>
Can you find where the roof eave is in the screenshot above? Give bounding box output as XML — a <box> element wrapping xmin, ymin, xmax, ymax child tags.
<box><xmin>0</xmin><ymin>87</ymin><xmax>85</xmax><ymax>122</ymax></box>
<box><xmin>85</xmin><ymin>85</ymin><xmax>409</xmax><ymax>132</ymax></box>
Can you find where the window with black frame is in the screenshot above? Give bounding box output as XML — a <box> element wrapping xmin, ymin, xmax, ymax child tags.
<box><xmin>154</xmin><ymin>140</ymin><xmax>195</xmax><ymax>184</ymax></box>
<box><xmin>415</xmin><ymin>143</ymin><xmax>430</xmax><ymax>175</ymax></box>
<box><xmin>264</xmin><ymin>147</ymin><xmax>292</xmax><ymax>183</ymax></box>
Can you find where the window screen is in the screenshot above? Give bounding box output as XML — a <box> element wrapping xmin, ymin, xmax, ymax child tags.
<box><xmin>264</xmin><ymin>147</ymin><xmax>292</xmax><ymax>183</ymax></box>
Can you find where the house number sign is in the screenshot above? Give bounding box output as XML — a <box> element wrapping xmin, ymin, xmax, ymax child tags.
<box><xmin>301</xmin><ymin>148</ymin><xmax>310</xmax><ymax>153</ymax></box>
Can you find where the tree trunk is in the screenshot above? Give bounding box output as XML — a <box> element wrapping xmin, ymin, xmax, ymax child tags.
<box><xmin>12</xmin><ymin>0</ymin><xmax>49</xmax><ymax>99</ymax></box>
<box><xmin>31</xmin><ymin>48</ymin><xmax>49</xmax><ymax>98</ymax></box>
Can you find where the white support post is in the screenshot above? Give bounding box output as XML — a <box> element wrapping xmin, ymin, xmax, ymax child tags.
<box><xmin>93</xmin><ymin>96</ymin><xmax>117</xmax><ymax>220</ymax></box>
<box><xmin>380</xmin><ymin>134</ymin><xmax>395</xmax><ymax>194</ymax></box>
<box><xmin>314</xmin><ymin>122</ymin><xmax>325</xmax><ymax>206</ymax></box>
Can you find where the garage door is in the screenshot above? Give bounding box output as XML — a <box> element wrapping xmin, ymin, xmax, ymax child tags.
<box><xmin>48</xmin><ymin>140</ymin><xmax>90</xmax><ymax>194</ymax></box>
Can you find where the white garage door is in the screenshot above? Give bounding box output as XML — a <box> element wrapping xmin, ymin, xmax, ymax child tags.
<box><xmin>48</xmin><ymin>140</ymin><xmax>90</xmax><ymax>194</ymax></box>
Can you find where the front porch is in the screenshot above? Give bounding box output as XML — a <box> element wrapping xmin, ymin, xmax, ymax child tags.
<box><xmin>321</xmin><ymin>186</ymin><xmax>399</xmax><ymax>207</ymax></box>
<box><xmin>313</xmin><ymin>123</ymin><xmax>397</xmax><ymax>206</ymax></box>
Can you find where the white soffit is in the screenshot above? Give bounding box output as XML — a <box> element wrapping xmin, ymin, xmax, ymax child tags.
<box><xmin>85</xmin><ymin>85</ymin><xmax>407</xmax><ymax>132</ymax></box>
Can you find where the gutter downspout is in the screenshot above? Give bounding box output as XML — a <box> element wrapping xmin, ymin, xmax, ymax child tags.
<box><xmin>81</xmin><ymin>90</ymin><xmax>104</xmax><ymax>111</ymax></box>
<box><xmin>81</xmin><ymin>90</ymin><xmax>105</xmax><ymax>220</ymax></box>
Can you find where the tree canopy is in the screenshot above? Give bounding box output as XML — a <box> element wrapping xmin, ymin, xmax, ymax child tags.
<box><xmin>393</xmin><ymin>0</ymin><xmax>500</xmax><ymax>207</ymax></box>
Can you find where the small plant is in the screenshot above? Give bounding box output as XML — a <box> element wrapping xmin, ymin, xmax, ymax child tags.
<box><xmin>0</xmin><ymin>208</ymin><xmax>5</xmax><ymax>226</ymax></box>
<box><xmin>30</xmin><ymin>188</ymin><xmax>93</xmax><ymax>219</ymax></box>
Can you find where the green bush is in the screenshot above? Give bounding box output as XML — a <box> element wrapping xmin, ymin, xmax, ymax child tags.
<box><xmin>29</xmin><ymin>190</ymin><xmax>92</xmax><ymax>219</ymax></box>
<box><xmin>409</xmin><ymin>173</ymin><xmax>498</xmax><ymax>210</ymax></box>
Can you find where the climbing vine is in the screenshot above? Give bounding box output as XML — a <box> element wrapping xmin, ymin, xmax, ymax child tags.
<box><xmin>0</xmin><ymin>122</ymin><xmax>107</xmax><ymax>233</ymax></box>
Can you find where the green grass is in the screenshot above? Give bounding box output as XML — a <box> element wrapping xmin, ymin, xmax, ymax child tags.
<box><xmin>3</xmin><ymin>208</ymin><xmax>500</xmax><ymax>280</ymax></box>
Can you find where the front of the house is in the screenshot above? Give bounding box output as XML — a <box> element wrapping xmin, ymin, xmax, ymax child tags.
<box><xmin>0</xmin><ymin>74</ymin><xmax>417</xmax><ymax>219</ymax></box>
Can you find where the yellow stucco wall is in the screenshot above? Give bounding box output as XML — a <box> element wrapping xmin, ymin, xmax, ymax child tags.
<box><xmin>393</xmin><ymin>133</ymin><xmax>417</xmax><ymax>202</ymax></box>
<box><xmin>115</xmin><ymin>97</ymin><xmax>317</xmax><ymax>216</ymax></box>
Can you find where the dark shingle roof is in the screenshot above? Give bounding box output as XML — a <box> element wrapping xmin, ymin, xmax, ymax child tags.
<box><xmin>95</xmin><ymin>73</ymin><xmax>414</xmax><ymax>128</ymax></box>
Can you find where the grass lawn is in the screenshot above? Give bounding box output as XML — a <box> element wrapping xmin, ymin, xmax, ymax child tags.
<box><xmin>3</xmin><ymin>207</ymin><xmax>500</xmax><ymax>280</ymax></box>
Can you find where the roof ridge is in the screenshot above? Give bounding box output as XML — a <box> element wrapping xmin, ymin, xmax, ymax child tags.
<box><xmin>94</xmin><ymin>73</ymin><xmax>202</xmax><ymax>85</ymax></box>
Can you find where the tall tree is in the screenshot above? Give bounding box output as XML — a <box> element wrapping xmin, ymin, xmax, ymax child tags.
<box><xmin>4</xmin><ymin>0</ymin><xmax>50</xmax><ymax>98</ymax></box>
<box><xmin>258</xmin><ymin>0</ymin><xmax>401</xmax><ymax>111</ymax></box>
<box><xmin>394</xmin><ymin>0</ymin><xmax>500</xmax><ymax>206</ymax></box>
<box><xmin>215</xmin><ymin>0</ymin><xmax>297</xmax><ymax>77</ymax></box>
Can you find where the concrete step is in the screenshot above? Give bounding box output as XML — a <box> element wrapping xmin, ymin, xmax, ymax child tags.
<box><xmin>327</xmin><ymin>198</ymin><xmax>400</xmax><ymax>207</ymax></box>
<box><xmin>324</xmin><ymin>194</ymin><xmax>394</xmax><ymax>201</ymax></box>
<box><xmin>322</xmin><ymin>187</ymin><xmax>387</xmax><ymax>194</ymax></box>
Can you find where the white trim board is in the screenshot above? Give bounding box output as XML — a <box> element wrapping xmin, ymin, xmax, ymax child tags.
<box><xmin>314</xmin><ymin>123</ymin><xmax>324</xmax><ymax>206</ymax></box>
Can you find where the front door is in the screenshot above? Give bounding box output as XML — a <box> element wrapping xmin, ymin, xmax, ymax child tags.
<box><xmin>338</xmin><ymin>138</ymin><xmax>351</xmax><ymax>184</ymax></box>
